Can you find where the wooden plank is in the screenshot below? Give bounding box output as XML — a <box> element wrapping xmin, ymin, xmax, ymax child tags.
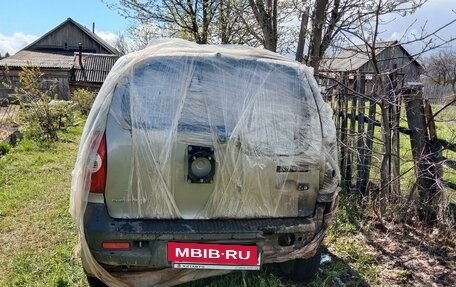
<box><xmin>390</xmin><ymin>74</ymin><xmax>401</xmax><ymax>196</ymax></box>
<box><xmin>424</xmin><ymin>99</ymin><xmax>437</xmax><ymax>141</ymax></box>
<box><xmin>443</xmin><ymin>157</ymin><xmax>456</xmax><ymax>170</ymax></box>
<box><xmin>356</xmin><ymin>75</ymin><xmax>368</xmax><ymax>195</ymax></box>
<box><xmin>339</xmin><ymin>75</ymin><xmax>349</xmax><ymax>184</ymax></box>
<box><xmin>363</xmin><ymin>99</ymin><xmax>377</xmax><ymax>188</ymax></box>
<box><xmin>346</xmin><ymin>86</ymin><xmax>358</xmax><ymax>188</ymax></box>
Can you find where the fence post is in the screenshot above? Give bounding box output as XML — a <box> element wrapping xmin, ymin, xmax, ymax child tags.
<box><xmin>403</xmin><ymin>83</ymin><xmax>442</xmax><ymax>224</ymax></box>
<box><xmin>339</xmin><ymin>74</ymin><xmax>349</xmax><ymax>186</ymax></box>
<box><xmin>390</xmin><ymin>70</ymin><xmax>401</xmax><ymax>196</ymax></box>
<box><xmin>346</xmin><ymin>77</ymin><xmax>358</xmax><ymax>188</ymax></box>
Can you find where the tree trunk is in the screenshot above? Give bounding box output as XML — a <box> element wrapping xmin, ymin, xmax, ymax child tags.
<box><xmin>308</xmin><ymin>0</ymin><xmax>328</xmax><ymax>76</ymax></box>
<box><xmin>295</xmin><ymin>6</ymin><xmax>310</xmax><ymax>63</ymax></box>
<box><xmin>248</xmin><ymin>0</ymin><xmax>278</xmax><ymax>52</ymax></box>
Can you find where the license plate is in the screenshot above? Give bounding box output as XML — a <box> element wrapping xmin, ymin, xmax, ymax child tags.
<box><xmin>167</xmin><ymin>242</ymin><xmax>261</xmax><ymax>270</ymax></box>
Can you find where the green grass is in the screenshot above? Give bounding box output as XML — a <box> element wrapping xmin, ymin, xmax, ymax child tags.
<box><xmin>318</xmin><ymin>192</ymin><xmax>379</xmax><ymax>287</ymax></box>
<box><xmin>0</xmin><ymin>127</ymin><xmax>86</xmax><ymax>287</ymax></box>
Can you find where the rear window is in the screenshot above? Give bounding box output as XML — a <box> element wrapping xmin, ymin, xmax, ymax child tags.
<box><xmin>109</xmin><ymin>56</ymin><xmax>322</xmax><ymax>156</ymax></box>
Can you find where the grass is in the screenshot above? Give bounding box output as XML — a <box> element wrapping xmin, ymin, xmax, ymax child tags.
<box><xmin>317</xmin><ymin>192</ymin><xmax>378</xmax><ymax>287</ymax></box>
<box><xmin>0</xmin><ymin>127</ymin><xmax>86</xmax><ymax>287</ymax></box>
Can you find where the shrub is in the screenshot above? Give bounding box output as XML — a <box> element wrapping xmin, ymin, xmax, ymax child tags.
<box><xmin>3</xmin><ymin>65</ymin><xmax>75</xmax><ymax>141</ymax></box>
<box><xmin>72</xmin><ymin>88</ymin><xmax>95</xmax><ymax>115</ymax></box>
<box><xmin>0</xmin><ymin>141</ymin><xmax>10</xmax><ymax>156</ymax></box>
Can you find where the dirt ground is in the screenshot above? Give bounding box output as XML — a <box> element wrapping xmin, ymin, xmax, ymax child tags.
<box><xmin>369</xmin><ymin>224</ymin><xmax>455</xmax><ymax>286</ymax></box>
<box><xmin>324</xmin><ymin>222</ymin><xmax>456</xmax><ymax>287</ymax></box>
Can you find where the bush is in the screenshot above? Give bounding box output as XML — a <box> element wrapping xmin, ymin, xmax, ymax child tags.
<box><xmin>72</xmin><ymin>88</ymin><xmax>95</xmax><ymax>115</ymax></box>
<box><xmin>3</xmin><ymin>65</ymin><xmax>75</xmax><ymax>141</ymax></box>
<box><xmin>0</xmin><ymin>141</ymin><xmax>11</xmax><ymax>156</ymax></box>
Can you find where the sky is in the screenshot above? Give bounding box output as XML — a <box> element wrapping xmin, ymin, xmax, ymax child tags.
<box><xmin>0</xmin><ymin>0</ymin><xmax>455</xmax><ymax>56</ymax></box>
<box><xmin>0</xmin><ymin>0</ymin><xmax>127</xmax><ymax>55</ymax></box>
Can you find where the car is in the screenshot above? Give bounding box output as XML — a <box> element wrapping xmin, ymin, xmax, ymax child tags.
<box><xmin>70</xmin><ymin>39</ymin><xmax>339</xmax><ymax>287</ymax></box>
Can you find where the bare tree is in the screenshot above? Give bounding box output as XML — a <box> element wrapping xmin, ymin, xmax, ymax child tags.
<box><xmin>103</xmin><ymin>0</ymin><xmax>218</xmax><ymax>44</ymax></box>
<box><xmin>247</xmin><ymin>0</ymin><xmax>278</xmax><ymax>51</ymax></box>
<box><xmin>114</xmin><ymin>33</ymin><xmax>131</xmax><ymax>56</ymax></box>
<box><xmin>425</xmin><ymin>49</ymin><xmax>456</xmax><ymax>94</ymax></box>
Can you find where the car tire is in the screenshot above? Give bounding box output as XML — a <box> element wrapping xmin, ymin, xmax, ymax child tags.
<box><xmin>278</xmin><ymin>249</ymin><xmax>321</xmax><ymax>282</ymax></box>
<box><xmin>87</xmin><ymin>276</ymin><xmax>109</xmax><ymax>287</ymax></box>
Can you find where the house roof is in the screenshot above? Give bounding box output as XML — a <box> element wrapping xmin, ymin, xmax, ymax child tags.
<box><xmin>0</xmin><ymin>50</ymin><xmax>74</xmax><ymax>69</ymax></box>
<box><xmin>324</xmin><ymin>41</ymin><xmax>422</xmax><ymax>72</ymax></box>
<box><xmin>22</xmin><ymin>18</ymin><xmax>118</xmax><ymax>55</ymax></box>
<box><xmin>72</xmin><ymin>53</ymin><xmax>119</xmax><ymax>83</ymax></box>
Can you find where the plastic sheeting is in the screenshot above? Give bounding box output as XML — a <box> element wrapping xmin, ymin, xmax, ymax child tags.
<box><xmin>70</xmin><ymin>39</ymin><xmax>339</xmax><ymax>287</ymax></box>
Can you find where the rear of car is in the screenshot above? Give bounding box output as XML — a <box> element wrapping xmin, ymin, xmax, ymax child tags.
<box><xmin>71</xmin><ymin>39</ymin><xmax>339</xmax><ymax>287</ymax></box>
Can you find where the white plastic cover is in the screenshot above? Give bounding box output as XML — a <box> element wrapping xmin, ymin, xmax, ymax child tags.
<box><xmin>70</xmin><ymin>39</ymin><xmax>339</xmax><ymax>287</ymax></box>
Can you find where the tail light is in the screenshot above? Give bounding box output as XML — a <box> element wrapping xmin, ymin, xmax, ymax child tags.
<box><xmin>102</xmin><ymin>241</ymin><xmax>131</xmax><ymax>250</ymax></box>
<box><xmin>90</xmin><ymin>134</ymin><xmax>107</xmax><ymax>193</ymax></box>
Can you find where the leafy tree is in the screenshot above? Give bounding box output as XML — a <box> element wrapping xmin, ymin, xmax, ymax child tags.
<box><xmin>72</xmin><ymin>88</ymin><xmax>95</xmax><ymax>115</ymax></box>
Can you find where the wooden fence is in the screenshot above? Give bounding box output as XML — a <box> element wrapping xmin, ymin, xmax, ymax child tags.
<box><xmin>323</xmin><ymin>73</ymin><xmax>455</xmax><ymax>221</ymax></box>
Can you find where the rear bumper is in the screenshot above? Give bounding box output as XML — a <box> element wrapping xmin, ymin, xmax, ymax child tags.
<box><xmin>84</xmin><ymin>202</ymin><xmax>330</xmax><ymax>270</ymax></box>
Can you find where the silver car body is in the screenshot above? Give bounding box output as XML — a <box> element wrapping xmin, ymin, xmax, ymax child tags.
<box><xmin>71</xmin><ymin>39</ymin><xmax>339</xmax><ymax>286</ymax></box>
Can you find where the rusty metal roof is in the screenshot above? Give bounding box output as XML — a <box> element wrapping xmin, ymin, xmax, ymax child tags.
<box><xmin>0</xmin><ymin>50</ymin><xmax>74</xmax><ymax>69</ymax></box>
<box><xmin>72</xmin><ymin>53</ymin><xmax>119</xmax><ymax>83</ymax></box>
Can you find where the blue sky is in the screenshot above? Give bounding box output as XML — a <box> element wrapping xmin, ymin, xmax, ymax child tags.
<box><xmin>1</xmin><ymin>0</ymin><xmax>455</xmax><ymax>56</ymax></box>
<box><xmin>0</xmin><ymin>0</ymin><xmax>128</xmax><ymax>55</ymax></box>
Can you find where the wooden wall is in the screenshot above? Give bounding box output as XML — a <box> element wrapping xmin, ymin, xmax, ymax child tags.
<box><xmin>27</xmin><ymin>22</ymin><xmax>110</xmax><ymax>54</ymax></box>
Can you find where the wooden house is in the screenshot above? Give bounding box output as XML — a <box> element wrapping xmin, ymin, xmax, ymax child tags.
<box><xmin>0</xmin><ymin>18</ymin><xmax>118</xmax><ymax>100</ymax></box>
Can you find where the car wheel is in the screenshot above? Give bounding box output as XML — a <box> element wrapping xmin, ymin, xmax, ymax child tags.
<box><xmin>278</xmin><ymin>249</ymin><xmax>321</xmax><ymax>282</ymax></box>
<box><xmin>87</xmin><ymin>276</ymin><xmax>109</xmax><ymax>287</ymax></box>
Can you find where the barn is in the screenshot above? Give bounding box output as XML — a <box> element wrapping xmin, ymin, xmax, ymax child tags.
<box><xmin>321</xmin><ymin>41</ymin><xmax>423</xmax><ymax>92</ymax></box>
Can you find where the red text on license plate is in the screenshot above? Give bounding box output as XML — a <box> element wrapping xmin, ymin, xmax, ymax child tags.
<box><xmin>167</xmin><ymin>242</ymin><xmax>259</xmax><ymax>266</ymax></box>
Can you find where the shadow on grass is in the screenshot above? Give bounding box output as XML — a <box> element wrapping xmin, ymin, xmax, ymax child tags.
<box><xmin>308</xmin><ymin>248</ymin><xmax>370</xmax><ymax>287</ymax></box>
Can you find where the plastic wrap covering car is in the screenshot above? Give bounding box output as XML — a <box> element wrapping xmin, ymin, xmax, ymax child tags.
<box><xmin>70</xmin><ymin>39</ymin><xmax>339</xmax><ymax>287</ymax></box>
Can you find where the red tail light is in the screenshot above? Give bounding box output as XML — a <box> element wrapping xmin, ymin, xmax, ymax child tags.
<box><xmin>102</xmin><ymin>241</ymin><xmax>131</xmax><ymax>250</ymax></box>
<box><xmin>90</xmin><ymin>134</ymin><xmax>107</xmax><ymax>193</ymax></box>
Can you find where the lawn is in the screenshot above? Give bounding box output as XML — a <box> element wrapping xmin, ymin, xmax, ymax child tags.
<box><xmin>0</xmin><ymin>127</ymin><xmax>86</xmax><ymax>286</ymax></box>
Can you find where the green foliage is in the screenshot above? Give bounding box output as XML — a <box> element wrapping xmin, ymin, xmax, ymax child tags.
<box><xmin>326</xmin><ymin>191</ymin><xmax>362</xmax><ymax>240</ymax></box>
<box><xmin>0</xmin><ymin>141</ymin><xmax>10</xmax><ymax>156</ymax></box>
<box><xmin>3</xmin><ymin>65</ymin><xmax>75</xmax><ymax>141</ymax></box>
<box><xmin>72</xmin><ymin>88</ymin><xmax>95</xmax><ymax>115</ymax></box>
